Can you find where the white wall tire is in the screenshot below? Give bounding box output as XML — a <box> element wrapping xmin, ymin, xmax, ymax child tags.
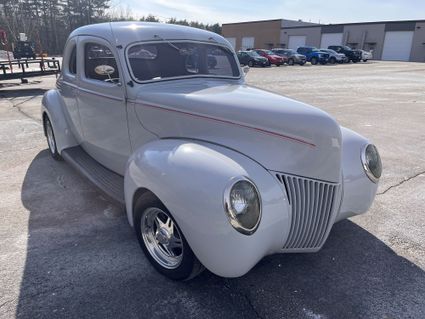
<box><xmin>44</xmin><ymin>115</ymin><xmax>62</xmax><ymax>161</ymax></box>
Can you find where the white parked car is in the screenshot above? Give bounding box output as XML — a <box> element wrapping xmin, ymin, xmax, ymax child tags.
<box><xmin>360</xmin><ymin>50</ymin><xmax>373</xmax><ymax>62</ymax></box>
<box><xmin>42</xmin><ymin>22</ymin><xmax>382</xmax><ymax>280</ymax></box>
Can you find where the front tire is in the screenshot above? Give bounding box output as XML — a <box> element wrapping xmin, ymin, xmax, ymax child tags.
<box><xmin>248</xmin><ymin>60</ymin><xmax>254</xmax><ymax>67</ymax></box>
<box><xmin>311</xmin><ymin>57</ymin><xmax>318</xmax><ymax>65</ymax></box>
<box><xmin>44</xmin><ymin>115</ymin><xmax>62</xmax><ymax>161</ymax></box>
<box><xmin>329</xmin><ymin>57</ymin><xmax>336</xmax><ymax>64</ymax></box>
<box><xmin>288</xmin><ymin>58</ymin><xmax>294</xmax><ymax>65</ymax></box>
<box><xmin>363</xmin><ymin>59</ymin><xmax>368</xmax><ymax>62</ymax></box>
<box><xmin>134</xmin><ymin>192</ymin><xmax>204</xmax><ymax>280</ymax></box>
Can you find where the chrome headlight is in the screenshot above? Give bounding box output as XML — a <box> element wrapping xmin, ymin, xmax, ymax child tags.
<box><xmin>361</xmin><ymin>144</ymin><xmax>382</xmax><ymax>183</ymax></box>
<box><xmin>224</xmin><ymin>177</ymin><xmax>261</xmax><ymax>235</ymax></box>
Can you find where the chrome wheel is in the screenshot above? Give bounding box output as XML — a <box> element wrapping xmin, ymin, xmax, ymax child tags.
<box><xmin>141</xmin><ymin>207</ymin><xmax>183</xmax><ymax>269</ymax></box>
<box><xmin>45</xmin><ymin>118</ymin><xmax>56</xmax><ymax>154</ymax></box>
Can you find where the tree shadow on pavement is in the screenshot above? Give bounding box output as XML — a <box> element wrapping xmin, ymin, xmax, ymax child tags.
<box><xmin>17</xmin><ymin>150</ymin><xmax>425</xmax><ymax>319</ymax></box>
<box><xmin>0</xmin><ymin>80</ymin><xmax>43</xmax><ymax>90</ymax></box>
<box><xmin>0</xmin><ymin>88</ymin><xmax>47</xmax><ymax>98</ymax></box>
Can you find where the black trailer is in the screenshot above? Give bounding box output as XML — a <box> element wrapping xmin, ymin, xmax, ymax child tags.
<box><xmin>0</xmin><ymin>58</ymin><xmax>61</xmax><ymax>83</ymax></box>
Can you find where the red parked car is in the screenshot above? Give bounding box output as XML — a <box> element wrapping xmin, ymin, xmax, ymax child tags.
<box><xmin>253</xmin><ymin>49</ymin><xmax>286</xmax><ymax>66</ymax></box>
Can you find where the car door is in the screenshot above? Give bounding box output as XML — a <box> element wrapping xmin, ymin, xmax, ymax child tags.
<box><xmin>241</xmin><ymin>52</ymin><xmax>249</xmax><ymax>65</ymax></box>
<box><xmin>77</xmin><ymin>36</ymin><xmax>130</xmax><ymax>175</ymax></box>
<box><xmin>59</xmin><ymin>36</ymin><xmax>84</xmax><ymax>143</ymax></box>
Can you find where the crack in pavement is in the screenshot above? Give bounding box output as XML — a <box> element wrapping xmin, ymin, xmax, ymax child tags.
<box><xmin>377</xmin><ymin>170</ymin><xmax>425</xmax><ymax>195</ymax></box>
<box><xmin>1</xmin><ymin>96</ymin><xmax>42</xmax><ymax>124</ymax></box>
<box><xmin>223</xmin><ymin>279</ymin><xmax>264</xmax><ymax>319</ymax></box>
<box><xmin>0</xmin><ymin>298</ymin><xmax>16</xmax><ymax>311</ymax></box>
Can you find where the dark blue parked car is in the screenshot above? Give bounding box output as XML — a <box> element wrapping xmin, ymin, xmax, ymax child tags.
<box><xmin>297</xmin><ymin>46</ymin><xmax>329</xmax><ymax>65</ymax></box>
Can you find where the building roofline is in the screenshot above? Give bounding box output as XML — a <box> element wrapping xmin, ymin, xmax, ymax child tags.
<box><xmin>281</xmin><ymin>18</ymin><xmax>425</xmax><ymax>29</ymax></box>
<box><xmin>223</xmin><ymin>18</ymin><xmax>282</xmax><ymax>26</ymax></box>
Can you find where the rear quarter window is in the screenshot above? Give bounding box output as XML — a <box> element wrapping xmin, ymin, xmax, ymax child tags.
<box><xmin>84</xmin><ymin>43</ymin><xmax>119</xmax><ymax>82</ymax></box>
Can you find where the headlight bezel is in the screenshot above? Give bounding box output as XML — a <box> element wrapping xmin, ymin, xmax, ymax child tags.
<box><xmin>361</xmin><ymin>144</ymin><xmax>382</xmax><ymax>183</ymax></box>
<box><xmin>223</xmin><ymin>176</ymin><xmax>262</xmax><ymax>236</ymax></box>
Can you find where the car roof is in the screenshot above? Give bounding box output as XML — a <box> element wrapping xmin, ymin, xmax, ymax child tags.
<box><xmin>69</xmin><ymin>22</ymin><xmax>229</xmax><ymax>48</ymax></box>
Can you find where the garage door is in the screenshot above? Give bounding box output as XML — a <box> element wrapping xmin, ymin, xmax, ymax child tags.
<box><xmin>320</xmin><ymin>33</ymin><xmax>343</xmax><ymax>49</ymax></box>
<box><xmin>241</xmin><ymin>37</ymin><xmax>254</xmax><ymax>50</ymax></box>
<box><xmin>225</xmin><ymin>37</ymin><xmax>236</xmax><ymax>49</ymax></box>
<box><xmin>382</xmin><ymin>31</ymin><xmax>414</xmax><ymax>61</ymax></box>
<box><xmin>288</xmin><ymin>36</ymin><xmax>306</xmax><ymax>50</ymax></box>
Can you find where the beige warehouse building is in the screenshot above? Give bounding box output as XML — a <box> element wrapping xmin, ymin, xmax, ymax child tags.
<box><xmin>223</xmin><ymin>18</ymin><xmax>425</xmax><ymax>62</ymax></box>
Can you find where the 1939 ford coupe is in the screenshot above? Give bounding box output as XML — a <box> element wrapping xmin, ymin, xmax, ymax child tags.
<box><xmin>42</xmin><ymin>22</ymin><xmax>382</xmax><ymax>280</ymax></box>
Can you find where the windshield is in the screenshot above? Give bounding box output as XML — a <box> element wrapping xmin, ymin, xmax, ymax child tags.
<box><xmin>247</xmin><ymin>51</ymin><xmax>261</xmax><ymax>57</ymax></box>
<box><xmin>127</xmin><ymin>41</ymin><xmax>240</xmax><ymax>82</ymax></box>
<box><xmin>265</xmin><ymin>50</ymin><xmax>274</xmax><ymax>55</ymax></box>
<box><xmin>286</xmin><ymin>49</ymin><xmax>296</xmax><ymax>54</ymax></box>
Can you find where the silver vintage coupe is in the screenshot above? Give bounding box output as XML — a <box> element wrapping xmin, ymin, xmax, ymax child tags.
<box><xmin>42</xmin><ymin>22</ymin><xmax>382</xmax><ymax>280</ymax></box>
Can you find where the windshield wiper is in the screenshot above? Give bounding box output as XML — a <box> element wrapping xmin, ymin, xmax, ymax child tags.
<box><xmin>153</xmin><ymin>34</ymin><xmax>184</xmax><ymax>52</ymax></box>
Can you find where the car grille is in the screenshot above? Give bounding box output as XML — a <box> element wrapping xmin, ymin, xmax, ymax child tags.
<box><xmin>275</xmin><ymin>173</ymin><xmax>340</xmax><ymax>250</ymax></box>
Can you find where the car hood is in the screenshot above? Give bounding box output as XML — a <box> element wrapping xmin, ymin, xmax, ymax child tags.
<box><xmin>133</xmin><ymin>80</ymin><xmax>342</xmax><ymax>182</ymax></box>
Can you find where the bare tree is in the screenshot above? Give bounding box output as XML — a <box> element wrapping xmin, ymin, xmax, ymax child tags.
<box><xmin>0</xmin><ymin>2</ymin><xmax>221</xmax><ymax>55</ymax></box>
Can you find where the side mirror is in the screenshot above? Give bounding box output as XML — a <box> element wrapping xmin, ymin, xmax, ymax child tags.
<box><xmin>243</xmin><ymin>65</ymin><xmax>250</xmax><ymax>75</ymax></box>
<box><xmin>95</xmin><ymin>65</ymin><xmax>115</xmax><ymax>76</ymax></box>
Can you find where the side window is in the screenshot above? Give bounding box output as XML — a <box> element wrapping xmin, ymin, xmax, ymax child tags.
<box><xmin>84</xmin><ymin>42</ymin><xmax>119</xmax><ymax>83</ymax></box>
<box><xmin>69</xmin><ymin>46</ymin><xmax>77</xmax><ymax>75</ymax></box>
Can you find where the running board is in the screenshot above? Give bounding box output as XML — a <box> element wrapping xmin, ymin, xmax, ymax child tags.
<box><xmin>61</xmin><ymin>146</ymin><xmax>125</xmax><ymax>204</ymax></box>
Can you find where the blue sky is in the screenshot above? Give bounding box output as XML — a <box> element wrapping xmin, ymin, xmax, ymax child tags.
<box><xmin>109</xmin><ymin>0</ymin><xmax>423</xmax><ymax>24</ymax></box>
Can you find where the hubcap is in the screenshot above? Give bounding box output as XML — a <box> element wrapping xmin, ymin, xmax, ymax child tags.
<box><xmin>141</xmin><ymin>207</ymin><xmax>183</xmax><ymax>269</ymax></box>
<box><xmin>45</xmin><ymin>119</ymin><xmax>56</xmax><ymax>154</ymax></box>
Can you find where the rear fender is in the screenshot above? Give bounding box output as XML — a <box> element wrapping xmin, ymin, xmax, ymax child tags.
<box><xmin>125</xmin><ymin>139</ymin><xmax>290</xmax><ymax>277</ymax></box>
<box><xmin>41</xmin><ymin>89</ymin><xmax>77</xmax><ymax>153</ymax></box>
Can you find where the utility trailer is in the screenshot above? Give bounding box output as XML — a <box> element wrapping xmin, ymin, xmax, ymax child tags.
<box><xmin>0</xmin><ymin>58</ymin><xmax>61</xmax><ymax>83</ymax></box>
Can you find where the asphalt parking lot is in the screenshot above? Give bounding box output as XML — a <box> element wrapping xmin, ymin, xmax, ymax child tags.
<box><xmin>1</xmin><ymin>61</ymin><xmax>425</xmax><ymax>319</ymax></box>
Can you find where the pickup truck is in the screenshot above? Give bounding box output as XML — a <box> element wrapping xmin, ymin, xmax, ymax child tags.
<box><xmin>296</xmin><ymin>46</ymin><xmax>329</xmax><ymax>65</ymax></box>
<box><xmin>328</xmin><ymin>45</ymin><xmax>362</xmax><ymax>63</ymax></box>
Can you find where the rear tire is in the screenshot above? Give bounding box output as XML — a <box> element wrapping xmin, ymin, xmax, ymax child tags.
<box><xmin>311</xmin><ymin>57</ymin><xmax>318</xmax><ymax>65</ymax></box>
<box><xmin>363</xmin><ymin>59</ymin><xmax>368</xmax><ymax>62</ymax></box>
<box><xmin>329</xmin><ymin>57</ymin><xmax>336</xmax><ymax>64</ymax></box>
<box><xmin>248</xmin><ymin>60</ymin><xmax>254</xmax><ymax>67</ymax></box>
<box><xmin>134</xmin><ymin>192</ymin><xmax>204</xmax><ymax>281</ymax></box>
<box><xmin>43</xmin><ymin>115</ymin><xmax>62</xmax><ymax>161</ymax></box>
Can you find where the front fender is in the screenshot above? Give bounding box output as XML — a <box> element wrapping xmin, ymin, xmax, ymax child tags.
<box><xmin>41</xmin><ymin>89</ymin><xmax>77</xmax><ymax>153</ymax></box>
<box><xmin>125</xmin><ymin>139</ymin><xmax>290</xmax><ymax>278</ymax></box>
<box><xmin>336</xmin><ymin>127</ymin><xmax>379</xmax><ymax>222</ymax></box>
